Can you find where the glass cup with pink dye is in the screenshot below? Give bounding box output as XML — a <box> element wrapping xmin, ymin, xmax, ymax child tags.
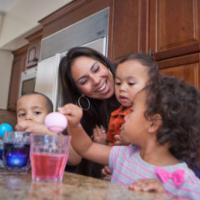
<box><xmin>30</xmin><ymin>134</ymin><xmax>69</xmax><ymax>182</ymax></box>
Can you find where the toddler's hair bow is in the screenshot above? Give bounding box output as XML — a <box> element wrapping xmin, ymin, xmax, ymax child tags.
<box><xmin>155</xmin><ymin>167</ymin><xmax>185</xmax><ymax>187</ymax></box>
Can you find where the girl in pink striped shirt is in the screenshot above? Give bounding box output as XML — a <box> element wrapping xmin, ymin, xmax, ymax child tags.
<box><xmin>63</xmin><ymin>71</ymin><xmax>200</xmax><ymax>200</ymax></box>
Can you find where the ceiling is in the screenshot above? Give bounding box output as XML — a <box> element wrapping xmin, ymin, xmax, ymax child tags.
<box><xmin>0</xmin><ymin>0</ymin><xmax>18</xmax><ymax>13</ymax></box>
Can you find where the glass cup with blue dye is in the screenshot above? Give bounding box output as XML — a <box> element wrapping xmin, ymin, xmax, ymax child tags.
<box><xmin>3</xmin><ymin>131</ymin><xmax>30</xmax><ymax>171</ymax></box>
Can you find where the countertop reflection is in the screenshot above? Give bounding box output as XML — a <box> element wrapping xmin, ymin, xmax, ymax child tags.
<box><xmin>0</xmin><ymin>170</ymin><xmax>174</xmax><ymax>200</ymax></box>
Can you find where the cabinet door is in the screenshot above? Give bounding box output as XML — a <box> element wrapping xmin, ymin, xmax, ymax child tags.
<box><xmin>110</xmin><ymin>0</ymin><xmax>148</xmax><ymax>60</ymax></box>
<box><xmin>8</xmin><ymin>59</ymin><xmax>22</xmax><ymax>111</ymax></box>
<box><xmin>8</xmin><ymin>51</ymin><xmax>27</xmax><ymax>111</ymax></box>
<box><xmin>159</xmin><ymin>53</ymin><xmax>200</xmax><ymax>89</ymax></box>
<box><xmin>149</xmin><ymin>0</ymin><xmax>200</xmax><ymax>60</ymax></box>
<box><xmin>160</xmin><ymin>64</ymin><xmax>199</xmax><ymax>88</ymax></box>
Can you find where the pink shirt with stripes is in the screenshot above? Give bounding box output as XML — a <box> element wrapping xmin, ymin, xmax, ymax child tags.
<box><xmin>109</xmin><ymin>145</ymin><xmax>200</xmax><ymax>200</ymax></box>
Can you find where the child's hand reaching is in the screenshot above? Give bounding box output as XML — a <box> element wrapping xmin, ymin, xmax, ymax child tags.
<box><xmin>15</xmin><ymin>120</ymin><xmax>52</xmax><ymax>134</ymax></box>
<box><xmin>101</xmin><ymin>165</ymin><xmax>112</xmax><ymax>181</ymax></box>
<box><xmin>113</xmin><ymin>134</ymin><xmax>130</xmax><ymax>146</ymax></box>
<box><xmin>92</xmin><ymin>126</ymin><xmax>107</xmax><ymax>144</ymax></box>
<box><xmin>128</xmin><ymin>179</ymin><xmax>165</xmax><ymax>193</ymax></box>
<box><xmin>58</xmin><ymin>104</ymin><xmax>83</xmax><ymax>128</ymax></box>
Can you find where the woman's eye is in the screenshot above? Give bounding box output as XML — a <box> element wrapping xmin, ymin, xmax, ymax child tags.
<box><xmin>79</xmin><ymin>78</ymin><xmax>88</xmax><ymax>85</ymax></box>
<box><xmin>92</xmin><ymin>64</ymin><xmax>100</xmax><ymax>73</ymax></box>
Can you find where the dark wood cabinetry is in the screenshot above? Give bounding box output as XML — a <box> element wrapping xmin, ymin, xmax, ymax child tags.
<box><xmin>110</xmin><ymin>0</ymin><xmax>148</xmax><ymax>60</ymax></box>
<box><xmin>159</xmin><ymin>53</ymin><xmax>200</xmax><ymax>88</ymax></box>
<box><xmin>8</xmin><ymin>46</ymin><xmax>27</xmax><ymax>111</ymax></box>
<box><xmin>7</xmin><ymin>30</ymin><xmax>42</xmax><ymax>111</ymax></box>
<box><xmin>39</xmin><ymin>0</ymin><xmax>147</xmax><ymax>60</ymax></box>
<box><xmin>147</xmin><ymin>0</ymin><xmax>200</xmax><ymax>88</ymax></box>
<box><xmin>149</xmin><ymin>0</ymin><xmax>200</xmax><ymax>60</ymax></box>
<box><xmin>9</xmin><ymin>0</ymin><xmax>200</xmax><ymax>109</ymax></box>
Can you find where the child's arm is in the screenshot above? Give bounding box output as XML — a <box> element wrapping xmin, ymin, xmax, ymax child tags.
<box><xmin>68</xmin><ymin>140</ymin><xmax>82</xmax><ymax>165</ymax></box>
<box><xmin>59</xmin><ymin>104</ymin><xmax>111</xmax><ymax>166</ymax></box>
<box><xmin>16</xmin><ymin>120</ymin><xmax>82</xmax><ymax>166</ymax></box>
<box><xmin>15</xmin><ymin>120</ymin><xmax>53</xmax><ymax>135</ymax></box>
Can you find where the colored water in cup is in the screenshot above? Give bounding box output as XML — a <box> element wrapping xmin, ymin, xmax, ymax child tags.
<box><xmin>3</xmin><ymin>131</ymin><xmax>30</xmax><ymax>171</ymax></box>
<box><xmin>30</xmin><ymin>134</ymin><xmax>69</xmax><ymax>182</ymax></box>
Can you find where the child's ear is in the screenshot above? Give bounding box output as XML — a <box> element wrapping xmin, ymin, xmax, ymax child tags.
<box><xmin>148</xmin><ymin>114</ymin><xmax>162</xmax><ymax>133</ymax></box>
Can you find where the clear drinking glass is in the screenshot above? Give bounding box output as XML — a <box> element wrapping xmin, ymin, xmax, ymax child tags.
<box><xmin>30</xmin><ymin>134</ymin><xmax>69</xmax><ymax>182</ymax></box>
<box><xmin>3</xmin><ymin>131</ymin><xmax>30</xmax><ymax>171</ymax></box>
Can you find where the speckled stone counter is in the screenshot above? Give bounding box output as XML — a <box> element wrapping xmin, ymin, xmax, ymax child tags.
<box><xmin>0</xmin><ymin>170</ymin><xmax>174</xmax><ymax>200</ymax></box>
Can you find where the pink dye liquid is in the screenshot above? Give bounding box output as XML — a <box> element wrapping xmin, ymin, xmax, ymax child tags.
<box><xmin>31</xmin><ymin>153</ymin><xmax>68</xmax><ymax>182</ymax></box>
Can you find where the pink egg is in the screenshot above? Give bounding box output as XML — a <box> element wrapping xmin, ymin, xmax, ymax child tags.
<box><xmin>44</xmin><ymin>112</ymin><xmax>67</xmax><ymax>133</ymax></box>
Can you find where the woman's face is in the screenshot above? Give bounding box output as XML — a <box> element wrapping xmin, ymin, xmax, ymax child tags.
<box><xmin>70</xmin><ymin>56</ymin><xmax>114</xmax><ymax>99</ymax></box>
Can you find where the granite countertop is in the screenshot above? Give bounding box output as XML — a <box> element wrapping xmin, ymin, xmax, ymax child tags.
<box><xmin>0</xmin><ymin>171</ymin><xmax>174</xmax><ymax>200</ymax></box>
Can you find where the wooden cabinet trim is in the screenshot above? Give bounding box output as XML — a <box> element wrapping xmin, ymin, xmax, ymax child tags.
<box><xmin>158</xmin><ymin>53</ymin><xmax>200</xmax><ymax>69</ymax></box>
<box><xmin>39</xmin><ymin>0</ymin><xmax>113</xmax><ymax>38</ymax></box>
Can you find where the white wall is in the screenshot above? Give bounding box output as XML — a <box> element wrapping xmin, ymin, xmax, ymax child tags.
<box><xmin>0</xmin><ymin>0</ymin><xmax>72</xmax><ymax>109</ymax></box>
<box><xmin>0</xmin><ymin>0</ymin><xmax>72</xmax><ymax>49</ymax></box>
<box><xmin>0</xmin><ymin>50</ymin><xmax>13</xmax><ymax>109</ymax></box>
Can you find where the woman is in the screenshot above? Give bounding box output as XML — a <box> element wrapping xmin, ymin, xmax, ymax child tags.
<box><xmin>59</xmin><ymin>47</ymin><xmax>119</xmax><ymax>178</ymax></box>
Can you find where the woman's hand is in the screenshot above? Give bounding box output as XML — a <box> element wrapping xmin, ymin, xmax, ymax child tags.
<box><xmin>128</xmin><ymin>179</ymin><xmax>165</xmax><ymax>193</ymax></box>
<box><xmin>58</xmin><ymin>104</ymin><xmax>83</xmax><ymax>128</ymax></box>
<box><xmin>92</xmin><ymin>126</ymin><xmax>107</xmax><ymax>144</ymax></box>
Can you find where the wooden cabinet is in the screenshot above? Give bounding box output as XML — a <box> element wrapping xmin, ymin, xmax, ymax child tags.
<box><xmin>9</xmin><ymin>0</ymin><xmax>200</xmax><ymax>102</ymax></box>
<box><xmin>8</xmin><ymin>30</ymin><xmax>42</xmax><ymax>111</ymax></box>
<box><xmin>159</xmin><ymin>53</ymin><xmax>200</xmax><ymax>88</ymax></box>
<box><xmin>148</xmin><ymin>0</ymin><xmax>200</xmax><ymax>60</ymax></box>
<box><xmin>38</xmin><ymin>0</ymin><xmax>148</xmax><ymax>61</ymax></box>
<box><xmin>146</xmin><ymin>0</ymin><xmax>200</xmax><ymax>87</ymax></box>
<box><xmin>110</xmin><ymin>0</ymin><xmax>148</xmax><ymax>60</ymax></box>
<box><xmin>8</xmin><ymin>46</ymin><xmax>27</xmax><ymax>111</ymax></box>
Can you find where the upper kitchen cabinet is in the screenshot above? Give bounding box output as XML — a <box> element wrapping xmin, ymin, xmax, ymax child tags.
<box><xmin>148</xmin><ymin>0</ymin><xmax>200</xmax><ymax>60</ymax></box>
<box><xmin>38</xmin><ymin>0</ymin><xmax>146</xmax><ymax>61</ymax></box>
<box><xmin>159</xmin><ymin>53</ymin><xmax>200</xmax><ymax>88</ymax></box>
<box><xmin>25</xmin><ymin>30</ymin><xmax>42</xmax><ymax>68</ymax></box>
<box><xmin>111</xmin><ymin>0</ymin><xmax>148</xmax><ymax>60</ymax></box>
<box><xmin>8</xmin><ymin>46</ymin><xmax>27</xmax><ymax>111</ymax></box>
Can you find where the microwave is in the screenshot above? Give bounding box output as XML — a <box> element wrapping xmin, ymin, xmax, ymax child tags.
<box><xmin>18</xmin><ymin>67</ymin><xmax>37</xmax><ymax>97</ymax></box>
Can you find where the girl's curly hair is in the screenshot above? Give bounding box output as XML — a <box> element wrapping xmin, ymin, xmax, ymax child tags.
<box><xmin>145</xmin><ymin>75</ymin><xmax>200</xmax><ymax>170</ymax></box>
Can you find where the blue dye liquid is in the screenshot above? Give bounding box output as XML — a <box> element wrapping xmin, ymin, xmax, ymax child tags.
<box><xmin>3</xmin><ymin>143</ymin><xmax>30</xmax><ymax>169</ymax></box>
<box><xmin>0</xmin><ymin>149</ymin><xmax>3</xmax><ymax>160</ymax></box>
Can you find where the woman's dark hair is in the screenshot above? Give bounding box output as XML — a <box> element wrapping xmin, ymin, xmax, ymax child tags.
<box><xmin>59</xmin><ymin>47</ymin><xmax>119</xmax><ymax>178</ymax></box>
<box><xmin>117</xmin><ymin>53</ymin><xmax>159</xmax><ymax>87</ymax></box>
<box><xmin>59</xmin><ymin>47</ymin><xmax>118</xmax><ymax>132</ymax></box>
<box><xmin>144</xmin><ymin>75</ymin><xmax>200</xmax><ymax>170</ymax></box>
<box><xmin>59</xmin><ymin>46</ymin><xmax>115</xmax><ymax>103</ymax></box>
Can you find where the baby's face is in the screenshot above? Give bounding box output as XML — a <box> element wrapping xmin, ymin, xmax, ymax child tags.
<box><xmin>17</xmin><ymin>94</ymin><xmax>49</xmax><ymax>124</ymax></box>
<box><xmin>115</xmin><ymin>60</ymin><xmax>149</xmax><ymax>108</ymax></box>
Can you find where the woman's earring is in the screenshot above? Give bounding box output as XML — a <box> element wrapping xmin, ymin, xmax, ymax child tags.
<box><xmin>77</xmin><ymin>95</ymin><xmax>90</xmax><ymax>111</ymax></box>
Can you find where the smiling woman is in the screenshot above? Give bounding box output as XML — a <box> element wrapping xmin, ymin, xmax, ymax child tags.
<box><xmin>70</xmin><ymin>56</ymin><xmax>114</xmax><ymax>99</ymax></box>
<box><xmin>59</xmin><ymin>46</ymin><xmax>119</xmax><ymax>178</ymax></box>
